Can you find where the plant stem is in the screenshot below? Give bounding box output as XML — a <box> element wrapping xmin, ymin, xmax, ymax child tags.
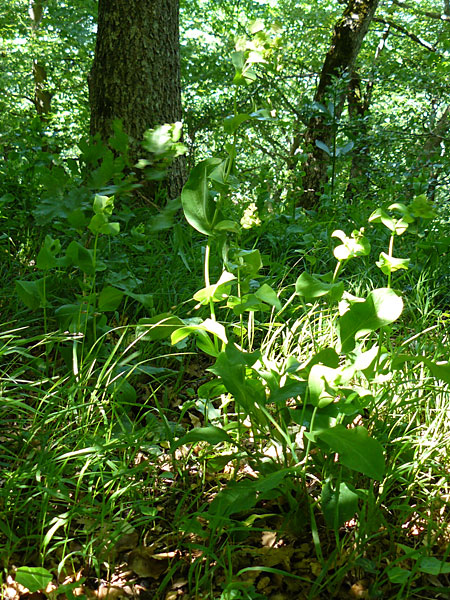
<box><xmin>387</xmin><ymin>234</ymin><xmax>395</xmax><ymax>289</ymax></box>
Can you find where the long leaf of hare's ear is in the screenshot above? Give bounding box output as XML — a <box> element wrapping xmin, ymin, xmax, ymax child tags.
<box><xmin>181</xmin><ymin>157</ymin><xmax>222</xmax><ymax>236</ymax></box>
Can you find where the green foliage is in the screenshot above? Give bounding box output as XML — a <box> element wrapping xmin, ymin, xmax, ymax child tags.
<box><xmin>3</xmin><ymin>2</ymin><xmax>450</xmax><ymax>599</ymax></box>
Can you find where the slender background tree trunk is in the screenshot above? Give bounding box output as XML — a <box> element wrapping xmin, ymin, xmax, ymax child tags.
<box><xmin>300</xmin><ymin>0</ymin><xmax>380</xmax><ymax>209</ymax></box>
<box><xmin>89</xmin><ymin>0</ymin><xmax>185</xmax><ymax>199</ymax></box>
<box><xmin>29</xmin><ymin>0</ymin><xmax>52</xmax><ymax>120</ymax></box>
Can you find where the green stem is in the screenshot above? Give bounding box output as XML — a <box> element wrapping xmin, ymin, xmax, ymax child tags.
<box><xmin>237</xmin><ymin>269</ymin><xmax>244</xmax><ymax>348</ymax></box>
<box><xmin>332</xmin><ymin>260</ymin><xmax>343</xmax><ymax>283</ymax></box>
<box><xmin>387</xmin><ymin>234</ymin><xmax>395</xmax><ymax>289</ymax></box>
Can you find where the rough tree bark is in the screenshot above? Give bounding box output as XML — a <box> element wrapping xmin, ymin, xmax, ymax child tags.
<box><xmin>300</xmin><ymin>0</ymin><xmax>380</xmax><ymax>209</ymax></box>
<box><xmin>89</xmin><ymin>0</ymin><xmax>185</xmax><ymax>200</ymax></box>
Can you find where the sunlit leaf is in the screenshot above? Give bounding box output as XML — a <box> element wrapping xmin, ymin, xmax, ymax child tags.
<box><xmin>338</xmin><ymin>288</ymin><xmax>403</xmax><ymax>353</ymax></box>
<box><xmin>16</xmin><ymin>567</ymin><xmax>53</xmax><ymax>593</ymax></box>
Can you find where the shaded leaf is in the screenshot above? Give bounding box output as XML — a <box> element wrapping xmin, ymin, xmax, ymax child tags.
<box><xmin>318</xmin><ymin>425</ymin><xmax>385</xmax><ymax>480</ymax></box>
<box><xmin>322</xmin><ymin>481</ymin><xmax>359</xmax><ymax>528</ymax></box>
<box><xmin>181</xmin><ymin>158</ymin><xmax>222</xmax><ymax>235</ymax></box>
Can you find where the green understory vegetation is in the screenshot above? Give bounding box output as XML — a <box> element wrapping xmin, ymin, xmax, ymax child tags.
<box><xmin>2</xmin><ymin>2</ymin><xmax>450</xmax><ymax>600</ymax></box>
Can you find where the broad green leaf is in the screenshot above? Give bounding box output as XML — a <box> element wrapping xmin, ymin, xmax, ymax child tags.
<box><xmin>15</xmin><ymin>279</ymin><xmax>46</xmax><ymax>310</ymax></box>
<box><xmin>249</xmin><ymin>108</ymin><xmax>272</xmax><ymax>120</ymax></box>
<box><xmin>55</xmin><ymin>303</ymin><xmax>92</xmax><ymax>332</ymax></box>
<box><xmin>231</xmin><ymin>50</ymin><xmax>245</xmax><ymax>71</ymax></box>
<box><xmin>369</xmin><ymin>208</ymin><xmax>410</xmax><ymax>235</ymax></box>
<box><xmin>386</xmin><ymin>567</ymin><xmax>411</xmax><ymax>584</ymax></box>
<box><xmin>98</xmin><ymin>286</ymin><xmax>124</xmax><ymax>311</ymax></box>
<box><xmin>318</xmin><ymin>425</ymin><xmax>385</xmax><ymax>480</ymax></box>
<box><xmin>249</xmin><ymin>18</ymin><xmax>265</xmax><ymax>34</ymax></box>
<box><xmin>193</xmin><ymin>271</ymin><xmax>236</xmax><ymax>305</ymax></box>
<box><xmin>194</xmin><ymin>329</ymin><xmax>221</xmax><ymax>357</ymax></box>
<box><xmin>299</xmin><ymin>348</ymin><xmax>340</xmax><ymax>375</ymax></box>
<box><xmin>171</xmin><ymin>318</ymin><xmax>228</xmax><ymax>346</ymax></box>
<box><xmin>124</xmin><ymin>292</ymin><xmax>154</xmax><ymax>309</ymax></box>
<box><xmin>228</xmin><ymin>293</ymin><xmax>268</xmax><ymax>315</ymax></box>
<box><xmin>270</xmin><ymin>380</ymin><xmax>306</xmax><ymax>404</ymax></box>
<box><xmin>308</xmin><ymin>364</ymin><xmax>339</xmax><ymax>408</ymax></box>
<box><xmin>136</xmin><ymin>313</ymin><xmax>185</xmax><ymax>341</ymax></box>
<box><xmin>65</xmin><ymin>241</ymin><xmax>96</xmax><ymax>275</ymax></box>
<box><xmin>214</xmin><ymin>220</ymin><xmax>241</xmax><ymax>234</ymax></box>
<box><xmin>338</xmin><ymin>288</ymin><xmax>403</xmax><ymax>353</ymax></box>
<box><xmin>88</xmin><ymin>213</ymin><xmax>120</xmax><ymax>235</ymax></box>
<box><xmin>322</xmin><ymin>481</ymin><xmax>359</xmax><ymax>528</ymax></box>
<box><xmin>315</xmin><ymin>140</ymin><xmax>331</xmax><ymax>155</ymax></box>
<box><xmin>368</xmin><ymin>208</ymin><xmax>397</xmax><ymax>232</ymax></box>
<box><xmin>93</xmin><ymin>194</ymin><xmax>114</xmax><ymax>216</ymax></box>
<box><xmin>331</xmin><ymin>229</ymin><xmax>370</xmax><ymax>261</ymax></box>
<box><xmin>36</xmin><ymin>235</ymin><xmax>61</xmax><ymax>270</ymax></box>
<box><xmin>219</xmin><ymin>342</ymin><xmax>260</xmax><ymax>367</ymax></box>
<box><xmin>409</xmin><ymin>194</ymin><xmax>436</xmax><ymax>219</ymax></box>
<box><xmin>109</xmin><ymin>378</ymin><xmax>137</xmax><ymax>403</ymax></box>
<box><xmin>418</xmin><ymin>557</ymin><xmax>450</xmax><ymax>575</ymax></box>
<box><xmin>425</xmin><ymin>359</ymin><xmax>450</xmax><ymax>384</ymax></box>
<box><xmin>254</xmin><ymin>468</ymin><xmax>292</xmax><ymax>494</ymax></box>
<box><xmin>181</xmin><ymin>158</ymin><xmax>222</xmax><ymax>235</ymax></box>
<box><xmin>236</xmin><ymin>248</ymin><xmax>262</xmax><ymax>277</ymax></box>
<box><xmin>172</xmin><ymin>425</ymin><xmax>232</xmax><ymax>450</ymax></box>
<box><xmin>210</xmin><ymin>347</ymin><xmax>266</xmax><ymax>416</ymax></box>
<box><xmin>148</xmin><ymin>196</ymin><xmax>181</xmax><ymax>232</ymax></box>
<box><xmin>227</xmin><ymin>248</ymin><xmax>262</xmax><ymax>280</ymax></box>
<box><xmin>208</xmin><ymin>479</ymin><xmax>257</xmax><ymax>517</ymax></box>
<box><xmin>209</xmin><ymin>161</ymin><xmax>231</xmax><ymax>193</ymax></box>
<box><xmin>388</xmin><ymin>202</ymin><xmax>414</xmax><ymax>223</ymax></box>
<box><xmin>223</xmin><ymin>113</ymin><xmax>250</xmax><ymax>134</ymax></box>
<box><xmin>67</xmin><ymin>208</ymin><xmax>88</xmax><ymax>229</ymax></box>
<box><xmin>241</xmin><ymin>66</ymin><xmax>257</xmax><ymax>84</ymax></box>
<box><xmin>15</xmin><ymin>567</ymin><xmax>53</xmax><ymax>593</ymax></box>
<box><xmin>198</xmin><ymin>318</ymin><xmax>228</xmax><ymax>344</ymax></box>
<box><xmin>335</xmin><ymin>141</ymin><xmax>354</xmax><ymax>157</ymax></box>
<box><xmin>247</xmin><ymin>50</ymin><xmax>266</xmax><ymax>64</ymax></box>
<box><xmin>254</xmin><ymin>283</ymin><xmax>282</xmax><ymax>311</ymax></box>
<box><xmin>295</xmin><ymin>272</ymin><xmax>344</xmax><ymax>301</ymax></box>
<box><xmin>376</xmin><ymin>252</ymin><xmax>410</xmax><ymax>275</ymax></box>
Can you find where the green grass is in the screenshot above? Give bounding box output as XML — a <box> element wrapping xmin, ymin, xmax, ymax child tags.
<box><xmin>1</xmin><ymin>197</ymin><xmax>450</xmax><ymax>600</ymax></box>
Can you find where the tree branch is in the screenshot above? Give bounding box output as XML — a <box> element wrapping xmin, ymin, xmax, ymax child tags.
<box><xmin>373</xmin><ymin>17</ymin><xmax>436</xmax><ymax>51</ymax></box>
<box><xmin>391</xmin><ymin>0</ymin><xmax>450</xmax><ymax>21</ymax></box>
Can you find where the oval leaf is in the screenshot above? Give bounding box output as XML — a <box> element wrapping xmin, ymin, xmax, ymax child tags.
<box><xmin>338</xmin><ymin>288</ymin><xmax>403</xmax><ymax>353</ymax></box>
<box><xmin>16</xmin><ymin>567</ymin><xmax>53</xmax><ymax>593</ymax></box>
<box><xmin>318</xmin><ymin>425</ymin><xmax>385</xmax><ymax>480</ymax></box>
<box><xmin>181</xmin><ymin>158</ymin><xmax>222</xmax><ymax>235</ymax></box>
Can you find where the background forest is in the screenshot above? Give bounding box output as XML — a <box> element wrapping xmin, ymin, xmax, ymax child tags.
<box><xmin>1</xmin><ymin>1</ymin><xmax>450</xmax><ymax>599</ymax></box>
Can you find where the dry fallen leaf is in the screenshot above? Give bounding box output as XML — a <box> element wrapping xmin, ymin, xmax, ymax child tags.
<box><xmin>261</xmin><ymin>531</ymin><xmax>278</xmax><ymax>548</ymax></box>
<box><xmin>114</xmin><ymin>530</ymin><xmax>139</xmax><ymax>554</ymax></box>
<box><xmin>128</xmin><ymin>547</ymin><xmax>169</xmax><ymax>579</ymax></box>
<box><xmin>349</xmin><ymin>580</ymin><xmax>369</xmax><ymax>599</ymax></box>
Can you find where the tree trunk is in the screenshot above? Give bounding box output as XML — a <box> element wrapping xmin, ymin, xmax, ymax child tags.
<box><xmin>300</xmin><ymin>0</ymin><xmax>380</xmax><ymax>209</ymax></box>
<box><xmin>29</xmin><ymin>0</ymin><xmax>52</xmax><ymax>120</ymax></box>
<box><xmin>89</xmin><ymin>0</ymin><xmax>185</xmax><ymax>200</ymax></box>
<box><xmin>344</xmin><ymin>25</ymin><xmax>390</xmax><ymax>202</ymax></box>
<box><xmin>420</xmin><ymin>105</ymin><xmax>450</xmax><ymax>202</ymax></box>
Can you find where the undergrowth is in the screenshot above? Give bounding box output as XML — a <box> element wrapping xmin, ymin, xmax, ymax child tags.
<box><xmin>2</xmin><ymin>29</ymin><xmax>450</xmax><ymax>600</ymax></box>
